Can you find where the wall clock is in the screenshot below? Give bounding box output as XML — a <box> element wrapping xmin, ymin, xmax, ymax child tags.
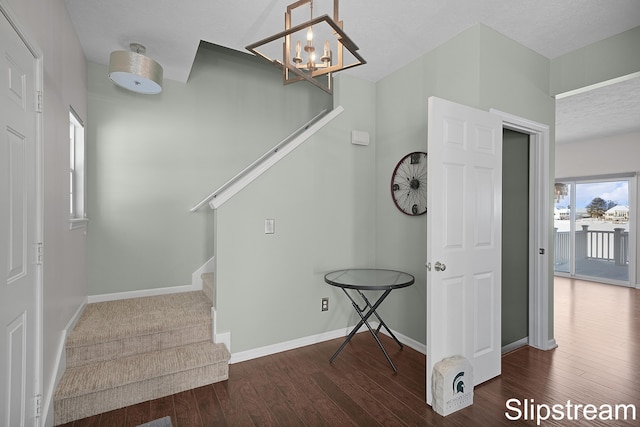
<box><xmin>390</xmin><ymin>152</ymin><xmax>427</xmax><ymax>216</ymax></box>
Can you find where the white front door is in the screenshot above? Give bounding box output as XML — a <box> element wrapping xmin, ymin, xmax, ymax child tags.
<box><xmin>0</xmin><ymin>11</ymin><xmax>40</xmax><ymax>426</ymax></box>
<box><xmin>426</xmin><ymin>97</ymin><xmax>502</xmax><ymax>405</ymax></box>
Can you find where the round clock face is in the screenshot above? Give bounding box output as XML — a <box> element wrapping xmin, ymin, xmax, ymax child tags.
<box><xmin>391</xmin><ymin>152</ymin><xmax>427</xmax><ymax>216</ymax></box>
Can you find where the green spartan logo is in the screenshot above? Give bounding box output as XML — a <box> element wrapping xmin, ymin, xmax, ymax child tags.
<box><xmin>453</xmin><ymin>371</ymin><xmax>465</xmax><ymax>394</ymax></box>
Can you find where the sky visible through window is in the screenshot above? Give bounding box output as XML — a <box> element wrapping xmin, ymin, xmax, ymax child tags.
<box><xmin>555</xmin><ymin>181</ymin><xmax>629</xmax><ymax>210</ymax></box>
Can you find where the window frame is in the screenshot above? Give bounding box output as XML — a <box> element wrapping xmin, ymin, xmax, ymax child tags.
<box><xmin>553</xmin><ymin>173</ymin><xmax>636</xmax><ymax>287</ymax></box>
<box><xmin>69</xmin><ymin>107</ymin><xmax>87</xmax><ymax>230</ymax></box>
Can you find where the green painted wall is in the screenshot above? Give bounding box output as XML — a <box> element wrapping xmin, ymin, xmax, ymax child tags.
<box><xmin>87</xmin><ymin>43</ymin><xmax>332</xmax><ymax>295</ymax></box>
<box><xmin>477</xmin><ymin>25</ymin><xmax>554</xmax><ymax>124</ymax></box>
<box><xmin>551</xmin><ymin>26</ymin><xmax>640</xmax><ymax>95</ymax></box>
<box><xmin>215</xmin><ymin>74</ymin><xmax>377</xmax><ymax>351</ymax></box>
<box><xmin>373</xmin><ymin>26</ymin><xmax>483</xmax><ymax>347</ymax></box>
<box><xmin>374</xmin><ymin>24</ymin><xmax>555</xmax><ymax>346</ymax></box>
<box><xmin>502</xmin><ymin>129</ymin><xmax>530</xmax><ymax>347</ymax></box>
<box><xmin>87</xmin><ymin>23</ymin><xmax>637</xmax><ymax>355</ymax></box>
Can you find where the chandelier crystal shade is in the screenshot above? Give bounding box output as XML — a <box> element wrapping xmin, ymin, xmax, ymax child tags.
<box><xmin>108</xmin><ymin>43</ymin><xmax>163</xmax><ymax>94</ymax></box>
<box><xmin>554</xmin><ymin>183</ymin><xmax>569</xmax><ymax>203</ymax></box>
<box><xmin>246</xmin><ymin>0</ymin><xmax>365</xmax><ymax>94</ymax></box>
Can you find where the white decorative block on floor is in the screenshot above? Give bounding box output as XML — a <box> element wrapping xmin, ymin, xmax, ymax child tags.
<box><xmin>431</xmin><ymin>355</ymin><xmax>473</xmax><ymax>416</ymax></box>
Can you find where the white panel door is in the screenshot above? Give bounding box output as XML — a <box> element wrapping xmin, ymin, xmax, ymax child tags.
<box><xmin>0</xmin><ymin>12</ymin><xmax>39</xmax><ymax>426</ymax></box>
<box><xmin>426</xmin><ymin>97</ymin><xmax>502</xmax><ymax>405</ymax></box>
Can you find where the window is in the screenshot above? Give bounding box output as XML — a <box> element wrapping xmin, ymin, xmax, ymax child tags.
<box><xmin>553</xmin><ymin>174</ymin><xmax>636</xmax><ymax>286</ymax></box>
<box><xmin>69</xmin><ymin>108</ymin><xmax>87</xmax><ymax>229</ymax></box>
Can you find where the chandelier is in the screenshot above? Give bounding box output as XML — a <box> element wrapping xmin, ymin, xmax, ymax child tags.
<box><xmin>554</xmin><ymin>183</ymin><xmax>568</xmax><ymax>203</ymax></box>
<box><xmin>246</xmin><ymin>0</ymin><xmax>366</xmax><ymax>94</ymax></box>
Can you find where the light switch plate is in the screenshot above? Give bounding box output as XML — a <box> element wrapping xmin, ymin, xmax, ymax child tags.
<box><xmin>265</xmin><ymin>219</ymin><xmax>275</xmax><ymax>234</ymax></box>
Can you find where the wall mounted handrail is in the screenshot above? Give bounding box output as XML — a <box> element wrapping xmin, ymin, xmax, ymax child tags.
<box><xmin>190</xmin><ymin>106</ymin><xmax>344</xmax><ymax>211</ymax></box>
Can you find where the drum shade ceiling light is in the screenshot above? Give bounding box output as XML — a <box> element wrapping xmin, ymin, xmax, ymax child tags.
<box><xmin>108</xmin><ymin>43</ymin><xmax>163</xmax><ymax>94</ymax></box>
<box><xmin>246</xmin><ymin>0</ymin><xmax>365</xmax><ymax>94</ymax></box>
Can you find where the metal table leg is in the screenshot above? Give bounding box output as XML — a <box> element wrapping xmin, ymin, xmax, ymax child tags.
<box><xmin>357</xmin><ymin>290</ymin><xmax>404</xmax><ymax>349</ymax></box>
<box><xmin>329</xmin><ymin>288</ymin><xmax>399</xmax><ymax>373</ymax></box>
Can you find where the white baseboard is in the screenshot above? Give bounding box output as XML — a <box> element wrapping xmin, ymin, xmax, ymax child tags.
<box><xmin>42</xmin><ymin>297</ymin><xmax>87</xmax><ymax>427</ymax></box>
<box><xmin>228</xmin><ymin>327</ymin><xmax>350</xmax><ymax>364</ymax></box>
<box><xmin>500</xmin><ymin>337</ymin><xmax>557</xmax><ymax>354</ymax></box>
<box><xmin>88</xmin><ymin>258</ymin><xmax>216</xmax><ymax>304</ymax></box>
<box><xmin>87</xmin><ymin>283</ymin><xmax>197</xmax><ymax>303</ymax></box>
<box><xmin>227</xmin><ymin>323</ymin><xmax>426</xmax><ymax>364</ymax></box>
<box><xmin>501</xmin><ymin>337</ymin><xmax>529</xmax><ymax>354</ymax></box>
<box><xmin>216</xmin><ymin>331</ymin><xmax>231</xmax><ymax>354</ymax></box>
<box><xmin>374</xmin><ymin>323</ymin><xmax>426</xmax><ymax>354</ymax></box>
<box><xmin>211</xmin><ymin>307</ymin><xmax>216</xmax><ymax>343</ymax></box>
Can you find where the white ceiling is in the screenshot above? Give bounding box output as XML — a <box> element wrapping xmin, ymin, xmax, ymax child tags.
<box><xmin>64</xmin><ymin>0</ymin><xmax>640</xmax><ymax>142</ymax></box>
<box><xmin>556</xmin><ymin>75</ymin><xmax>640</xmax><ymax>144</ymax></box>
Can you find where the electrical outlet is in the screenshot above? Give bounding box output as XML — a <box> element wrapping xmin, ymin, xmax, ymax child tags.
<box><xmin>321</xmin><ymin>297</ymin><xmax>329</xmax><ymax>311</ymax></box>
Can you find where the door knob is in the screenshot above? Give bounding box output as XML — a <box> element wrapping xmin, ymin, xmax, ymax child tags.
<box><xmin>434</xmin><ymin>261</ymin><xmax>446</xmax><ymax>272</ymax></box>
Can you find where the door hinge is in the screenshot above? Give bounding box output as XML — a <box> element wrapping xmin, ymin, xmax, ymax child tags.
<box><xmin>35</xmin><ymin>90</ymin><xmax>43</xmax><ymax>113</ymax></box>
<box><xmin>34</xmin><ymin>393</ymin><xmax>42</xmax><ymax>418</ymax></box>
<box><xmin>36</xmin><ymin>242</ymin><xmax>43</xmax><ymax>265</ymax></box>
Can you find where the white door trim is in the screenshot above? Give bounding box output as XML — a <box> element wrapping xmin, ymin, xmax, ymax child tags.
<box><xmin>490</xmin><ymin>109</ymin><xmax>555</xmax><ymax>351</ymax></box>
<box><xmin>0</xmin><ymin>1</ymin><xmax>44</xmax><ymax>423</ymax></box>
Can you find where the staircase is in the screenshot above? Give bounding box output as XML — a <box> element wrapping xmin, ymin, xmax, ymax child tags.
<box><xmin>53</xmin><ymin>280</ymin><xmax>229</xmax><ymax>424</ymax></box>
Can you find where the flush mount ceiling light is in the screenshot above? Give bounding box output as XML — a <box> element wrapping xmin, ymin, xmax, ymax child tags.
<box><xmin>246</xmin><ymin>0</ymin><xmax>365</xmax><ymax>94</ymax></box>
<box><xmin>108</xmin><ymin>43</ymin><xmax>163</xmax><ymax>94</ymax></box>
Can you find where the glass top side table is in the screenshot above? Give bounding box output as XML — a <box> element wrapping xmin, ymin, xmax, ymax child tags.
<box><xmin>324</xmin><ymin>268</ymin><xmax>415</xmax><ymax>372</ymax></box>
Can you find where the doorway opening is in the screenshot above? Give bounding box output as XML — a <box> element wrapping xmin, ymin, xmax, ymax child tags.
<box><xmin>426</xmin><ymin>99</ymin><xmax>553</xmax><ymax>407</ymax></box>
<box><xmin>502</xmin><ymin>129</ymin><xmax>530</xmax><ymax>351</ymax></box>
<box><xmin>491</xmin><ymin>108</ymin><xmax>554</xmax><ymax>352</ymax></box>
<box><xmin>554</xmin><ymin>175</ymin><xmax>636</xmax><ymax>287</ymax></box>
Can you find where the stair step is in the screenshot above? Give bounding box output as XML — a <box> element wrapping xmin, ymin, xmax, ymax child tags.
<box><xmin>54</xmin><ymin>341</ymin><xmax>230</xmax><ymax>424</ymax></box>
<box><xmin>66</xmin><ymin>291</ymin><xmax>212</xmax><ymax>367</ymax></box>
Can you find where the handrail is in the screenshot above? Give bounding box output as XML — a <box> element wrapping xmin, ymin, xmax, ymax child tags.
<box><xmin>191</xmin><ymin>106</ymin><xmax>344</xmax><ymax>211</ymax></box>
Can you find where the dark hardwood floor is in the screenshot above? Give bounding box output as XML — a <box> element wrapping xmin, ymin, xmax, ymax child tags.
<box><xmin>59</xmin><ymin>277</ymin><xmax>639</xmax><ymax>426</ymax></box>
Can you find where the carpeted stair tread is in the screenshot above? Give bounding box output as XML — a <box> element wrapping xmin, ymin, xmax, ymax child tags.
<box><xmin>55</xmin><ymin>341</ymin><xmax>230</xmax><ymax>399</ymax></box>
<box><xmin>54</xmin><ymin>341</ymin><xmax>229</xmax><ymax>424</ymax></box>
<box><xmin>54</xmin><ymin>289</ymin><xmax>229</xmax><ymax>424</ymax></box>
<box><xmin>66</xmin><ymin>291</ymin><xmax>211</xmax><ymax>348</ymax></box>
<box><xmin>66</xmin><ymin>322</ymin><xmax>213</xmax><ymax>368</ymax></box>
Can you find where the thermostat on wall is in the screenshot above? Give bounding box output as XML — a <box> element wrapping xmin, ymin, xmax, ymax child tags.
<box><xmin>351</xmin><ymin>130</ymin><xmax>370</xmax><ymax>146</ymax></box>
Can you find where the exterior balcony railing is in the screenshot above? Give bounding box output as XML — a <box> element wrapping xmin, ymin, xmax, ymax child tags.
<box><xmin>554</xmin><ymin>225</ymin><xmax>629</xmax><ymax>267</ymax></box>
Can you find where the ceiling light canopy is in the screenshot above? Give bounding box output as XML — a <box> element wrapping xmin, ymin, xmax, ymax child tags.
<box><xmin>108</xmin><ymin>43</ymin><xmax>163</xmax><ymax>94</ymax></box>
<box><xmin>246</xmin><ymin>0</ymin><xmax>365</xmax><ymax>94</ymax></box>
